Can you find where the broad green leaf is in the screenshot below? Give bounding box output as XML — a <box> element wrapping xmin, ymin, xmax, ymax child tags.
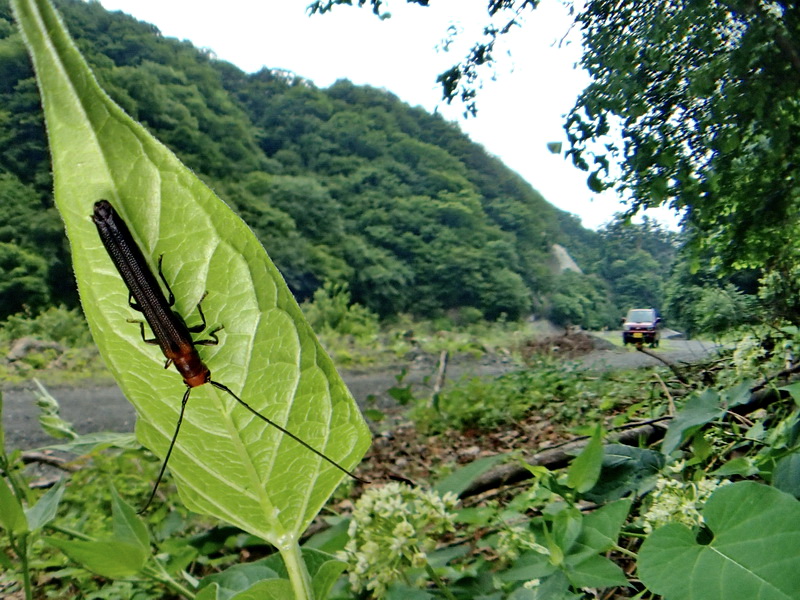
<box><xmin>723</xmin><ymin>380</ymin><xmax>755</xmax><ymax>408</ymax></box>
<box><xmin>0</xmin><ymin>477</ymin><xmax>27</xmax><ymax>535</ymax></box>
<box><xmin>567</xmin><ymin>424</ymin><xmax>604</xmax><ymax>493</ymax></box>
<box><xmin>502</xmin><ymin>550</ymin><xmax>558</xmax><ymax>582</ymax></box>
<box><xmin>25</xmin><ymin>479</ymin><xmax>65</xmax><ymax>532</ymax></box>
<box><xmin>780</xmin><ymin>382</ymin><xmax>800</xmax><ymax>406</ymax></box>
<box><xmin>195</xmin><ymin>584</ymin><xmax>220</xmax><ymax>600</ymax></box>
<box><xmin>564</xmin><ymin>554</ymin><xmax>627</xmax><ymax>589</ymax></box>
<box><xmin>198</xmin><ymin>562</ymin><xmax>281</xmax><ymax>600</ymax></box>
<box><xmin>312</xmin><ymin>558</ymin><xmax>348</xmax><ymax>600</ymax></box>
<box><xmin>44</xmin><ymin>538</ymin><xmax>147</xmax><ymax>578</ymax></box>
<box><xmin>230</xmin><ymin>579</ymin><xmax>295</xmax><ymax>600</ymax></box>
<box><xmin>111</xmin><ymin>486</ymin><xmax>149</xmax><ymax>550</ymax></box>
<box><xmin>576</xmin><ymin>498</ymin><xmax>632</xmax><ymax>555</ymax></box>
<box><xmin>662</xmin><ymin>389</ymin><xmax>724</xmax><ymax>455</ymax></box>
<box><xmin>584</xmin><ymin>445</ymin><xmax>664</xmax><ymax>502</ymax></box>
<box><xmin>11</xmin><ymin>0</ymin><xmax>370</xmax><ymax>544</ymax></box>
<box><xmin>434</xmin><ymin>454</ymin><xmax>505</xmax><ymax>497</ymax></box>
<box><xmin>773</xmin><ymin>452</ymin><xmax>800</xmax><ymax>498</ymax></box>
<box><xmin>638</xmin><ymin>481</ymin><xmax>800</xmax><ymax>600</ymax></box>
<box><xmin>712</xmin><ymin>456</ymin><xmax>758</xmax><ymax>477</ymax></box>
<box><xmin>552</xmin><ymin>507</ymin><xmax>583</xmax><ymax>556</ymax></box>
<box><xmin>302</xmin><ymin>517</ymin><xmax>350</xmax><ymax>553</ymax></box>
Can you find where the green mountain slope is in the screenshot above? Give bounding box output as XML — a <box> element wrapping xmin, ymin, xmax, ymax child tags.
<box><xmin>0</xmin><ymin>0</ymin><xmax>631</xmax><ymax>323</ymax></box>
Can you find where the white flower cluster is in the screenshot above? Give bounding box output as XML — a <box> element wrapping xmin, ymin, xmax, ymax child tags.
<box><xmin>495</xmin><ymin>524</ymin><xmax>547</xmax><ymax>564</ymax></box>
<box><xmin>338</xmin><ymin>482</ymin><xmax>458</xmax><ymax>597</ymax></box>
<box><xmin>641</xmin><ymin>474</ymin><xmax>730</xmax><ymax>533</ymax></box>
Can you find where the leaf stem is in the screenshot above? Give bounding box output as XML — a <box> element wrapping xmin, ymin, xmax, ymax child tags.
<box><xmin>141</xmin><ymin>563</ymin><xmax>196</xmax><ymax>599</ymax></box>
<box><xmin>612</xmin><ymin>543</ymin><xmax>638</xmax><ymax>559</ymax></box>
<box><xmin>424</xmin><ymin>561</ymin><xmax>456</xmax><ymax>600</ymax></box>
<box><xmin>9</xmin><ymin>532</ymin><xmax>33</xmax><ymax>600</ymax></box>
<box><xmin>280</xmin><ymin>541</ymin><xmax>314</xmax><ymax>600</ymax></box>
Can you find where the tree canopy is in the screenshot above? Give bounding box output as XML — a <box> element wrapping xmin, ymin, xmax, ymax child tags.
<box><xmin>311</xmin><ymin>0</ymin><xmax>800</xmax><ymax>327</ymax></box>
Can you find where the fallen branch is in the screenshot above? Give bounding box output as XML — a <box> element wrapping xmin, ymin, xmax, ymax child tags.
<box><xmin>458</xmin><ymin>368</ymin><xmax>799</xmax><ymax>500</ymax></box>
<box><xmin>635</xmin><ymin>345</ymin><xmax>690</xmax><ymax>384</ymax></box>
<box><xmin>459</xmin><ymin>421</ymin><xmax>667</xmax><ymax>499</ymax></box>
<box><xmin>21</xmin><ymin>452</ymin><xmax>78</xmax><ymax>472</ymax></box>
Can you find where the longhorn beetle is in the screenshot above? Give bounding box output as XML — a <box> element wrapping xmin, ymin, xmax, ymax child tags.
<box><xmin>92</xmin><ymin>200</ymin><xmax>365</xmax><ymax>512</ymax></box>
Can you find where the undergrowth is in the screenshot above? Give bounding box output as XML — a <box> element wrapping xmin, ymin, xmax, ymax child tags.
<box><xmin>2</xmin><ymin>319</ymin><xmax>800</xmax><ymax>599</ymax></box>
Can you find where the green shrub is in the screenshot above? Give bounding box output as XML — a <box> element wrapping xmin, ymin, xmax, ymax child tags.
<box><xmin>301</xmin><ymin>281</ymin><xmax>379</xmax><ymax>340</ymax></box>
<box><xmin>0</xmin><ymin>305</ymin><xmax>91</xmax><ymax>346</ymax></box>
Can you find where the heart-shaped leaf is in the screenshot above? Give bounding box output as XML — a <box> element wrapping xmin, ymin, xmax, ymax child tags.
<box><xmin>11</xmin><ymin>0</ymin><xmax>370</xmax><ymax>546</ymax></box>
<box><xmin>638</xmin><ymin>481</ymin><xmax>800</xmax><ymax>600</ymax></box>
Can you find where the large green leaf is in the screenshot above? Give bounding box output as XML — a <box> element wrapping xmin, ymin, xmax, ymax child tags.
<box><xmin>44</xmin><ymin>537</ymin><xmax>148</xmax><ymax>578</ymax></box>
<box><xmin>638</xmin><ymin>481</ymin><xmax>800</xmax><ymax>600</ymax></box>
<box><xmin>25</xmin><ymin>480</ymin><xmax>65</xmax><ymax>532</ymax></box>
<box><xmin>567</xmin><ymin>424</ymin><xmax>604</xmax><ymax>493</ymax></box>
<box><xmin>662</xmin><ymin>389</ymin><xmax>724</xmax><ymax>455</ymax></box>
<box><xmin>0</xmin><ymin>477</ymin><xmax>27</xmax><ymax>536</ymax></box>
<box><xmin>11</xmin><ymin>0</ymin><xmax>370</xmax><ymax>545</ymax></box>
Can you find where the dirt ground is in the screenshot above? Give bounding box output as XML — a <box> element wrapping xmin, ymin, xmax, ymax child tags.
<box><xmin>1</xmin><ymin>332</ymin><xmax>721</xmax><ymax>452</ymax></box>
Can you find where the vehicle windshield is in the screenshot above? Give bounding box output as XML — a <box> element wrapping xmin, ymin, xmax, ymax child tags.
<box><xmin>626</xmin><ymin>309</ymin><xmax>655</xmax><ymax>323</ymax></box>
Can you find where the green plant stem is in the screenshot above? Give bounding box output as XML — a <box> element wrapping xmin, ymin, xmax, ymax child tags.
<box><xmin>9</xmin><ymin>532</ymin><xmax>32</xmax><ymax>600</ymax></box>
<box><xmin>611</xmin><ymin>543</ymin><xmax>637</xmax><ymax>559</ymax></box>
<box><xmin>141</xmin><ymin>563</ymin><xmax>196</xmax><ymax>599</ymax></box>
<box><xmin>424</xmin><ymin>561</ymin><xmax>456</xmax><ymax>600</ymax></box>
<box><xmin>20</xmin><ymin>540</ymin><xmax>32</xmax><ymax>600</ymax></box>
<box><xmin>46</xmin><ymin>523</ymin><xmax>93</xmax><ymax>541</ymax></box>
<box><xmin>280</xmin><ymin>540</ymin><xmax>313</xmax><ymax>600</ymax></box>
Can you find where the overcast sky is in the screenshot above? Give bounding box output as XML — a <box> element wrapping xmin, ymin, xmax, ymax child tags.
<box><xmin>96</xmin><ymin>0</ymin><xmax>680</xmax><ymax>230</ymax></box>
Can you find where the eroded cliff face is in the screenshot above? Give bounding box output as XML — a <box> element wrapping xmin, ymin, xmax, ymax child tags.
<box><xmin>550</xmin><ymin>244</ymin><xmax>583</xmax><ymax>274</ymax></box>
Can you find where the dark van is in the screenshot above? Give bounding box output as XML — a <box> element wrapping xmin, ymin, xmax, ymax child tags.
<box><xmin>622</xmin><ymin>308</ymin><xmax>661</xmax><ymax>347</ymax></box>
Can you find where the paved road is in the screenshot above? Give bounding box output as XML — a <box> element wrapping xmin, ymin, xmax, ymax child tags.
<box><xmin>2</xmin><ymin>335</ymin><xmax>722</xmax><ymax>452</ymax></box>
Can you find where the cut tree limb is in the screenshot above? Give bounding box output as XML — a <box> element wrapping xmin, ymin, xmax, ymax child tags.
<box><xmin>458</xmin><ymin>372</ymin><xmax>798</xmax><ymax>500</ymax></box>
<box><xmin>458</xmin><ymin>420</ymin><xmax>668</xmax><ymax>499</ymax></box>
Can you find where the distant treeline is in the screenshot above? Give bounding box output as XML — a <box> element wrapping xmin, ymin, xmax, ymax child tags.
<box><xmin>0</xmin><ymin>0</ymin><xmax>676</xmax><ymax>327</ymax></box>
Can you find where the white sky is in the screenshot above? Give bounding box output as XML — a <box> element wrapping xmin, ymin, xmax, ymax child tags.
<box><xmin>96</xmin><ymin>0</ymin><xmax>680</xmax><ymax>231</ymax></box>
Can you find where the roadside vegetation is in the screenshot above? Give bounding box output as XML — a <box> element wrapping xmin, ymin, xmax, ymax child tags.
<box><xmin>2</xmin><ymin>287</ymin><xmax>799</xmax><ymax>599</ymax></box>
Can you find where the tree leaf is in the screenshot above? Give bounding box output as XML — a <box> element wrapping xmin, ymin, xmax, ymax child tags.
<box><xmin>11</xmin><ymin>0</ymin><xmax>370</xmax><ymax>545</ymax></box>
<box><xmin>638</xmin><ymin>481</ymin><xmax>800</xmax><ymax>600</ymax></box>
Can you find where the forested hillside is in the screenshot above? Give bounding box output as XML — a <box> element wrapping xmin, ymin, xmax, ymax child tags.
<box><xmin>0</xmin><ymin>0</ymin><xmax>673</xmax><ymax>324</ymax></box>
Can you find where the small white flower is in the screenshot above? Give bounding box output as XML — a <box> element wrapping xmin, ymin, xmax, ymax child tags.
<box><xmin>341</xmin><ymin>482</ymin><xmax>459</xmax><ymax>596</ymax></box>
